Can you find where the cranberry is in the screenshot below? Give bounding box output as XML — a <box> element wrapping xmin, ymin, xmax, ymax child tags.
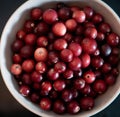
<box><xmin>91</xmin><ymin>56</ymin><xmax>104</xmax><ymax>69</ymax></box>
<box><xmin>43</xmin><ymin>9</ymin><xmax>58</xmax><ymax>24</ymax></box>
<box><xmin>53</xmin><ymin>38</ymin><xmax>67</xmax><ymax>51</ymax></box>
<box><xmin>64</xmin><ymin>33</ymin><xmax>73</xmax><ymax>42</ymax></box>
<box><xmin>65</xmin><ymin>19</ymin><xmax>77</xmax><ymax>31</ymax></box>
<box><xmin>84</xmin><ymin>21</ymin><xmax>95</xmax><ymax>28</ymax></box>
<box><xmin>34</xmin><ymin>47</ymin><xmax>48</xmax><ymax>62</ymax></box>
<box><xmin>93</xmin><ymin>79</ymin><xmax>107</xmax><ymax>94</ymax></box>
<box><xmin>31</xmin><ymin>8</ymin><xmax>42</xmax><ymax>20</ymax></box>
<box><xmin>33</xmin><ymin>83</ymin><xmax>40</xmax><ymax>90</ymax></box>
<box><xmin>60</xmin><ymin>49</ymin><xmax>73</xmax><ymax>62</ymax></box>
<box><xmin>83</xmin><ymin>71</ymin><xmax>96</xmax><ymax>84</ymax></box>
<box><xmin>107</xmin><ymin>32</ymin><xmax>120</xmax><ymax>46</ymax></box>
<box><xmin>12</xmin><ymin>39</ymin><xmax>24</xmax><ymax>53</ymax></box>
<box><xmin>22</xmin><ymin>73</ymin><xmax>32</xmax><ymax>85</ymax></box>
<box><xmin>35</xmin><ymin>62</ymin><xmax>47</xmax><ymax>73</ymax></box>
<box><xmin>81</xmin><ymin>84</ymin><xmax>91</xmax><ymax>96</ymax></box>
<box><xmin>75</xmin><ymin>25</ymin><xmax>83</xmax><ymax>35</ymax></box>
<box><xmin>92</xmin><ymin>13</ymin><xmax>103</xmax><ymax>24</ymax></box>
<box><xmin>71</xmin><ymin>88</ymin><xmax>79</xmax><ymax>99</ymax></box>
<box><xmin>111</xmin><ymin>47</ymin><xmax>119</xmax><ymax>55</ymax></box>
<box><xmin>101</xmin><ymin>63</ymin><xmax>111</xmax><ymax>73</ymax></box>
<box><xmin>74</xmin><ymin>69</ymin><xmax>83</xmax><ymax>77</ymax></box>
<box><xmin>68</xmin><ymin>42</ymin><xmax>82</xmax><ymax>56</ymax></box>
<box><xmin>54</xmin><ymin>62</ymin><xmax>66</xmax><ymax>73</ymax></box>
<box><xmin>111</xmin><ymin>68</ymin><xmax>119</xmax><ymax>76</ymax></box>
<box><xmin>53</xmin><ymin>100</ymin><xmax>66</xmax><ymax>114</ymax></box>
<box><xmin>81</xmin><ymin>53</ymin><xmax>91</xmax><ymax>68</ymax></box>
<box><xmin>49</xmin><ymin>90</ymin><xmax>58</xmax><ymax>99</ymax></box>
<box><xmin>31</xmin><ymin>71</ymin><xmax>43</xmax><ymax>83</ymax></box>
<box><xmin>52</xmin><ymin>22</ymin><xmax>67</xmax><ymax>36</ymax></box>
<box><xmin>74</xmin><ymin>78</ymin><xmax>85</xmax><ymax>90</ymax></box>
<box><xmin>84</xmin><ymin>27</ymin><xmax>97</xmax><ymax>39</ymax></box>
<box><xmin>96</xmin><ymin>32</ymin><xmax>105</xmax><ymax>41</ymax></box>
<box><xmin>62</xmin><ymin>89</ymin><xmax>73</xmax><ymax>102</ymax></box>
<box><xmin>81</xmin><ymin>38</ymin><xmax>97</xmax><ymax>54</ymax></box>
<box><xmin>83</xmin><ymin>6</ymin><xmax>94</xmax><ymax>19</ymax></box>
<box><xmin>58</xmin><ymin>7</ymin><xmax>71</xmax><ymax>21</ymax></box>
<box><xmin>20</xmin><ymin>45</ymin><xmax>34</xmax><ymax>59</ymax></box>
<box><xmin>30</xmin><ymin>93</ymin><xmax>40</xmax><ymax>103</ymax></box>
<box><xmin>39</xmin><ymin>98</ymin><xmax>51</xmax><ymax>110</ymax></box>
<box><xmin>20</xmin><ymin>85</ymin><xmax>30</xmax><ymax>96</ymax></box>
<box><xmin>22</xmin><ymin>59</ymin><xmax>35</xmax><ymax>73</ymax></box>
<box><xmin>93</xmin><ymin>49</ymin><xmax>100</xmax><ymax>56</ymax></box>
<box><xmin>72</xmin><ymin>10</ymin><xmax>86</xmax><ymax>23</ymax></box>
<box><xmin>69</xmin><ymin>57</ymin><xmax>82</xmax><ymax>71</ymax></box>
<box><xmin>105</xmin><ymin>74</ymin><xmax>116</xmax><ymax>86</ymax></box>
<box><xmin>37</xmin><ymin>36</ymin><xmax>48</xmax><ymax>47</ymax></box>
<box><xmin>47</xmin><ymin>68</ymin><xmax>59</xmax><ymax>80</ymax></box>
<box><xmin>101</xmin><ymin>44</ymin><xmax>111</xmax><ymax>56</ymax></box>
<box><xmin>70</xmin><ymin>6</ymin><xmax>80</xmax><ymax>12</ymax></box>
<box><xmin>98</xmin><ymin>22</ymin><xmax>111</xmax><ymax>33</ymax></box>
<box><xmin>80</xmin><ymin>97</ymin><xmax>94</xmax><ymax>110</ymax></box>
<box><xmin>67</xmin><ymin>100</ymin><xmax>80</xmax><ymax>114</ymax></box>
<box><xmin>94</xmin><ymin>70</ymin><xmax>102</xmax><ymax>78</ymax></box>
<box><xmin>16</xmin><ymin>30</ymin><xmax>26</xmax><ymax>39</ymax></box>
<box><xmin>47</xmin><ymin>32</ymin><xmax>55</xmax><ymax>42</ymax></box>
<box><xmin>11</xmin><ymin>64</ymin><xmax>22</xmax><ymax>75</ymax></box>
<box><xmin>12</xmin><ymin>54</ymin><xmax>22</xmax><ymax>64</ymax></box>
<box><xmin>41</xmin><ymin>81</ymin><xmax>52</xmax><ymax>93</ymax></box>
<box><xmin>53</xmin><ymin>79</ymin><xmax>66</xmax><ymax>91</ymax></box>
<box><xmin>108</xmin><ymin>55</ymin><xmax>119</xmax><ymax>66</ymax></box>
<box><xmin>63</xmin><ymin>69</ymin><xmax>74</xmax><ymax>79</ymax></box>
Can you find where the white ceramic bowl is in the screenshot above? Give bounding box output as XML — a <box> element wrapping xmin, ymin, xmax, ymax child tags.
<box><xmin>1</xmin><ymin>0</ymin><xmax>120</xmax><ymax>117</ymax></box>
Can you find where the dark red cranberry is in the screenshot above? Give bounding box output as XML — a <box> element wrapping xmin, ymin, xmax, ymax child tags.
<box><xmin>53</xmin><ymin>79</ymin><xmax>66</xmax><ymax>91</ymax></box>
<box><xmin>16</xmin><ymin>30</ymin><xmax>26</xmax><ymax>39</ymax></box>
<box><xmin>64</xmin><ymin>33</ymin><xmax>73</xmax><ymax>42</ymax></box>
<box><xmin>75</xmin><ymin>25</ymin><xmax>84</xmax><ymax>35</ymax></box>
<box><xmin>107</xmin><ymin>32</ymin><xmax>120</xmax><ymax>46</ymax></box>
<box><xmin>81</xmin><ymin>84</ymin><xmax>91</xmax><ymax>96</ymax></box>
<box><xmin>56</xmin><ymin>2</ymin><xmax>66</xmax><ymax>9</ymax></box>
<box><xmin>108</xmin><ymin>55</ymin><xmax>119</xmax><ymax>66</ymax></box>
<box><xmin>35</xmin><ymin>62</ymin><xmax>47</xmax><ymax>73</ymax></box>
<box><xmin>54</xmin><ymin>62</ymin><xmax>66</xmax><ymax>73</ymax></box>
<box><xmin>101</xmin><ymin>63</ymin><xmax>111</xmax><ymax>73</ymax></box>
<box><xmin>74</xmin><ymin>69</ymin><xmax>83</xmax><ymax>77</ymax></box>
<box><xmin>74</xmin><ymin>78</ymin><xmax>85</xmax><ymax>90</ymax></box>
<box><xmin>33</xmin><ymin>83</ymin><xmax>40</xmax><ymax>90</ymax></box>
<box><xmin>80</xmin><ymin>97</ymin><xmax>94</xmax><ymax>110</ymax></box>
<box><xmin>92</xmin><ymin>13</ymin><xmax>103</xmax><ymax>24</ymax></box>
<box><xmin>37</xmin><ymin>36</ymin><xmax>48</xmax><ymax>47</ymax></box>
<box><xmin>63</xmin><ymin>69</ymin><xmax>74</xmax><ymax>79</ymax></box>
<box><xmin>31</xmin><ymin>8</ymin><xmax>42</xmax><ymax>20</ymax></box>
<box><xmin>111</xmin><ymin>68</ymin><xmax>119</xmax><ymax>76</ymax></box>
<box><xmin>47</xmin><ymin>32</ymin><xmax>56</xmax><ymax>43</ymax></box>
<box><xmin>53</xmin><ymin>100</ymin><xmax>66</xmax><ymax>114</ymax></box>
<box><xmin>71</xmin><ymin>88</ymin><xmax>79</xmax><ymax>99</ymax></box>
<box><xmin>81</xmin><ymin>38</ymin><xmax>97</xmax><ymax>54</ymax></box>
<box><xmin>12</xmin><ymin>54</ymin><xmax>22</xmax><ymax>64</ymax></box>
<box><xmin>39</xmin><ymin>98</ymin><xmax>51</xmax><ymax>110</ymax></box>
<box><xmin>67</xmin><ymin>100</ymin><xmax>80</xmax><ymax>114</ymax></box>
<box><xmin>96</xmin><ymin>32</ymin><xmax>105</xmax><ymax>41</ymax></box>
<box><xmin>111</xmin><ymin>47</ymin><xmax>119</xmax><ymax>55</ymax></box>
<box><xmin>84</xmin><ymin>21</ymin><xmax>95</xmax><ymax>28</ymax></box>
<box><xmin>94</xmin><ymin>70</ymin><xmax>102</xmax><ymax>78</ymax></box>
<box><xmin>41</xmin><ymin>81</ymin><xmax>52</xmax><ymax>93</ymax></box>
<box><xmin>49</xmin><ymin>90</ymin><xmax>58</xmax><ymax>99</ymax></box>
<box><xmin>30</xmin><ymin>93</ymin><xmax>40</xmax><ymax>103</ymax></box>
<box><xmin>19</xmin><ymin>85</ymin><xmax>30</xmax><ymax>96</ymax></box>
<box><xmin>101</xmin><ymin>44</ymin><xmax>111</xmax><ymax>56</ymax></box>
<box><xmin>22</xmin><ymin>73</ymin><xmax>32</xmax><ymax>85</ymax></box>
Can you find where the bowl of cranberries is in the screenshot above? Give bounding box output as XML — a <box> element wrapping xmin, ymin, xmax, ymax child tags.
<box><xmin>1</xmin><ymin>0</ymin><xmax>120</xmax><ymax>117</ymax></box>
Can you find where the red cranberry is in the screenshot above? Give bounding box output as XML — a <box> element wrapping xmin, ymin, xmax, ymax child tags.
<box><xmin>111</xmin><ymin>47</ymin><xmax>119</xmax><ymax>55</ymax></box>
<box><xmin>91</xmin><ymin>56</ymin><xmax>104</xmax><ymax>69</ymax></box>
<box><xmin>81</xmin><ymin>38</ymin><xmax>97</xmax><ymax>54</ymax></box>
<box><xmin>53</xmin><ymin>100</ymin><xmax>66</xmax><ymax>114</ymax></box>
<box><xmin>47</xmin><ymin>68</ymin><xmax>59</xmax><ymax>80</ymax></box>
<box><xmin>34</xmin><ymin>47</ymin><xmax>48</xmax><ymax>62</ymax></box>
<box><xmin>94</xmin><ymin>70</ymin><xmax>102</xmax><ymax>78</ymax></box>
<box><xmin>96</xmin><ymin>32</ymin><xmax>105</xmax><ymax>41</ymax></box>
<box><xmin>58</xmin><ymin>7</ymin><xmax>71</xmax><ymax>21</ymax></box>
<box><xmin>31</xmin><ymin>8</ymin><xmax>42</xmax><ymax>20</ymax></box>
<box><xmin>12</xmin><ymin>54</ymin><xmax>22</xmax><ymax>64</ymax></box>
<box><xmin>74</xmin><ymin>69</ymin><xmax>83</xmax><ymax>77</ymax></box>
<box><xmin>63</xmin><ymin>69</ymin><xmax>74</xmax><ymax>79</ymax></box>
<box><xmin>81</xmin><ymin>53</ymin><xmax>91</xmax><ymax>68</ymax></box>
<box><xmin>93</xmin><ymin>48</ymin><xmax>100</xmax><ymax>56</ymax></box>
<box><xmin>53</xmin><ymin>79</ymin><xmax>66</xmax><ymax>91</ymax></box>
<box><xmin>108</xmin><ymin>55</ymin><xmax>119</xmax><ymax>66</ymax></box>
<box><xmin>71</xmin><ymin>88</ymin><xmax>79</xmax><ymax>99</ymax></box>
<box><xmin>47</xmin><ymin>32</ymin><xmax>56</xmax><ymax>43</ymax></box>
<box><xmin>101</xmin><ymin>44</ymin><xmax>111</xmax><ymax>56</ymax></box>
<box><xmin>83</xmin><ymin>71</ymin><xmax>96</xmax><ymax>84</ymax></box>
<box><xmin>54</xmin><ymin>62</ymin><xmax>66</xmax><ymax>73</ymax></box>
<box><xmin>67</xmin><ymin>100</ymin><xmax>80</xmax><ymax>114</ymax></box>
<box><xmin>49</xmin><ymin>90</ymin><xmax>58</xmax><ymax>99</ymax></box>
<box><xmin>43</xmin><ymin>9</ymin><xmax>58</xmax><ymax>24</ymax></box>
<box><xmin>41</xmin><ymin>81</ymin><xmax>52</xmax><ymax>93</ymax></box>
<box><xmin>52</xmin><ymin>22</ymin><xmax>67</xmax><ymax>36</ymax></box>
<box><xmin>22</xmin><ymin>73</ymin><xmax>32</xmax><ymax>85</ymax></box>
<box><xmin>84</xmin><ymin>27</ymin><xmax>97</xmax><ymax>39</ymax></box>
<box><xmin>33</xmin><ymin>83</ymin><xmax>40</xmax><ymax>90</ymax></box>
<box><xmin>70</xmin><ymin>6</ymin><xmax>80</xmax><ymax>12</ymax></box>
<box><xmin>53</xmin><ymin>38</ymin><xmax>67</xmax><ymax>51</ymax></box>
<box><xmin>39</xmin><ymin>98</ymin><xmax>51</xmax><ymax>110</ymax></box>
<box><xmin>65</xmin><ymin>19</ymin><xmax>77</xmax><ymax>31</ymax></box>
<box><xmin>31</xmin><ymin>71</ymin><xmax>43</xmax><ymax>83</ymax></box>
<box><xmin>92</xmin><ymin>13</ymin><xmax>103</xmax><ymax>24</ymax></box>
<box><xmin>74</xmin><ymin>36</ymin><xmax>83</xmax><ymax>43</ymax></box>
<box><xmin>84</xmin><ymin>21</ymin><xmax>95</xmax><ymax>28</ymax></box>
<box><xmin>72</xmin><ymin>10</ymin><xmax>86</xmax><ymax>23</ymax></box>
<box><xmin>11</xmin><ymin>64</ymin><xmax>22</xmax><ymax>75</ymax></box>
<box><xmin>60</xmin><ymin>49</ymin><xmax>73</xmax><ymax>62</ymax></box>
<box><xmin>37</xmin><ymin>36</ymin><xmax>48</xmax><ymax>47</ymax></box>
<box><xmin>20</xmin><ymin>45</ymin><xmax>34</xmax><ymax>59</ymax></box>
<box><xmin>104</xmin><ymin>74</ymin><xmax>116</xmax><ymax>86</ymax></box>
<box><xmin>16</xmin><ymin>30</ymin><xmax>26</xmax><ymax>39</ymax></box>
<box><xmin>74</xmin><ymin>78</ymin><xmax>85</xmax><ymax>90</ymax></box>
<box><xmin>111</xmin><ymin>68</ymin><xmax>119</xmax><ymax>76</ymax></box>
<box><xmin>75</xmin><ymin>25</ymin><xmax>84</xmax><ymax>35</ymax></box>
<box><xmin>83</xmin><ymin>6</ymin><xmax>94</xmax><ymax>19</ymax></box>
<box><xmin>64</xmin><ymin>33</ymin><xmax>73</xmax><ymax>42</ymax></box>
<box><xmin>68</xmin><ymin>42</ymin><xmax>82</xmax><ymax>56</ymax></box>
<box><xmin>12</xmin><ymin>39</ymin><xmax>24</xmax><ymax>53</ymax></box>
<box><xmin>80</xmin><ymin>97</ymin><xmax>94</xmax><ymax>110</ymax></box>
<box><xmin>30</xmin><ymin>93</ymin><xmax>40</xmax><ymax>103</ymax></box>
<box><xmin>98</xmin><ymin>22</ymin><xmax>111</xmax><ymax>33</ymax></box>
<box><xmin>69</xmin><ymin>57</ymin><xmax>82</xmax><ymax>71</ymax></box>
<box><xmin>93</xmin><ymin>79</ymin><xmax>107</xmax><ymax>94</ymax></box>
<box><xmin>81</xmin><ymin>84</ymin><xmax>91</xmax><ymax>96</ymax></box>
<box><xmin>20</xmin><ymin>85</ymin><xmax>30</xmax><ymax>96</ymax></box>
<box><xmin>35</xmin><ymin>62</ymin><xmax>47</xmax><ymax>73</ymax></box>
<box><xmin>107</xmin><ymin>32</ymin><xmax>120</xmax><ymax>46</ymax></box>
<box><xmin>101</xmin><ymin>63</ymin><xmax>111</xmax><ymax>73</ymax></box>
<box><xmin>62</xmin><ymin>89</ymin><xmax>73</xmax><ymax>102</ymax></box>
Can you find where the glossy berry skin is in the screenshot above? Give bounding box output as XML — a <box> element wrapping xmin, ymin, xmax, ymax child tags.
<box><xmin>63</xmin><ymin>69</ymin><xmax>74</xmax><ymax>79</ymax></box>
<box><xmin>53</xmin><ymin>79</ymin><xmax>66</xmax><ymax>91</ymax></box>
<box><xmin>74</xmin><ymin>78</ymin><xmax>85</xmax><ymax>90</ymax></box>
<box><xmin>80</xmin><ymin>97</ymin><xmax>94</xmax><ymax>110</ymax></box>
<box><xmin>37</xmin><ymin>36</ymin><xmax>48</xmax><ymax>47</ymax></box>
<box><xmin>83</xmin><ymin>71</ymin><xmax>96</xmax><ymax>84</ymax></box>
<box><xmin>43</xmin><ymin>9</ymin><xmax>58</xmax><ymax>24</ymax></box>
<box><xmin>19</xmin><ymin>85</ymin><xmax>30</xmax><ymax>96</ymax></box>
<box><xmin>81</xmin><ymin>84</ymin><xmax>91</xmax><ymax>96</ymax></box>
<box><xmin>39</xmin><ymin>98</ymin><xmax>51</xmax><ymax>110</ymax></box>
<box><xmin>54</xmin><ymin>62</ymin><xmax>66</xmax><ymax>73</ymax></box>
<box><xmin>92</xmin><ymin>13</ymin><xmax>103</xmax><ymax>24</ymax></box>
<box><xmin>41</xmin><ymin>81</ymin><xmax>52</xmax><ymax>93</ymax></box>
<box><xmin>101</xmin><ymin>44</ymin><xmax>111</xmax><ymax>56</ymax></box>
<box><xmin>11</xmin><ymin>64</ymin><xmax>22</xmax><ymax>75</ymax></box>
<box><xmin>35</xmin><ymin>62</ymin><xmax>47</xmax><ymax>73</ymax></box>
<box><xmin>68</xmin><ymin>42</ymin><xmax>82</xmax><ymax>56</ymax></box>
<box><xmin>81</xmin><ymin>38</ymin><xmax>97</xmax><ymax>54</ymax></box>
<box><xmin>96</xmin><ymin>32</ymin><xmax>105</xmax><ymax>41</ymax></box>
<box><xmin>67</xmin><ymin>100</ymin><xmax>80</xmax><ymax>114</ymax></box>
<box><xmin>16</xmin><ymin>30</ymin><xmax>26</xmax><ymax>39</ymax></box>
<box><xmin>31</xmin><ymin>8</ymin><xmax>42</xmax><ymax>20</ymax></box>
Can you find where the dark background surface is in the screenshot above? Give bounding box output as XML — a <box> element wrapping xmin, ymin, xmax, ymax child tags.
<box><xmin>0</xmin><ymin>0</ymin><xmax>120</xmax><ymax>117</ymax></box>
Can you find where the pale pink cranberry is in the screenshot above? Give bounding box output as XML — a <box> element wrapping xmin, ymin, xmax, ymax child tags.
<box><xmin>11</xmin><ymin>64</ymin><xmax>22</xmax><ymax>75</ymax></box>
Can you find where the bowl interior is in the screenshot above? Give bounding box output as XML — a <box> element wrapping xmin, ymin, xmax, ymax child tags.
<box><xmin>1</xmin><ymin>0</ymin><xmax>120</xmax><ymax>117</ymax></box>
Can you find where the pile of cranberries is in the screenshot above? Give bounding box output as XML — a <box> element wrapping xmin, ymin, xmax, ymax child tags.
<box><xmin>10</xmin><ymin>2</ymin><xmax>120</xmax><ymax>115</ymax></box>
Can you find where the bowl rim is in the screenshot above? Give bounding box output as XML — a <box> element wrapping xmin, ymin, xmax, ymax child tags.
<box><xmin>0</xmin><ymin>0</ymin><xmax>120</xmax><ymax>117</ymax></box>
